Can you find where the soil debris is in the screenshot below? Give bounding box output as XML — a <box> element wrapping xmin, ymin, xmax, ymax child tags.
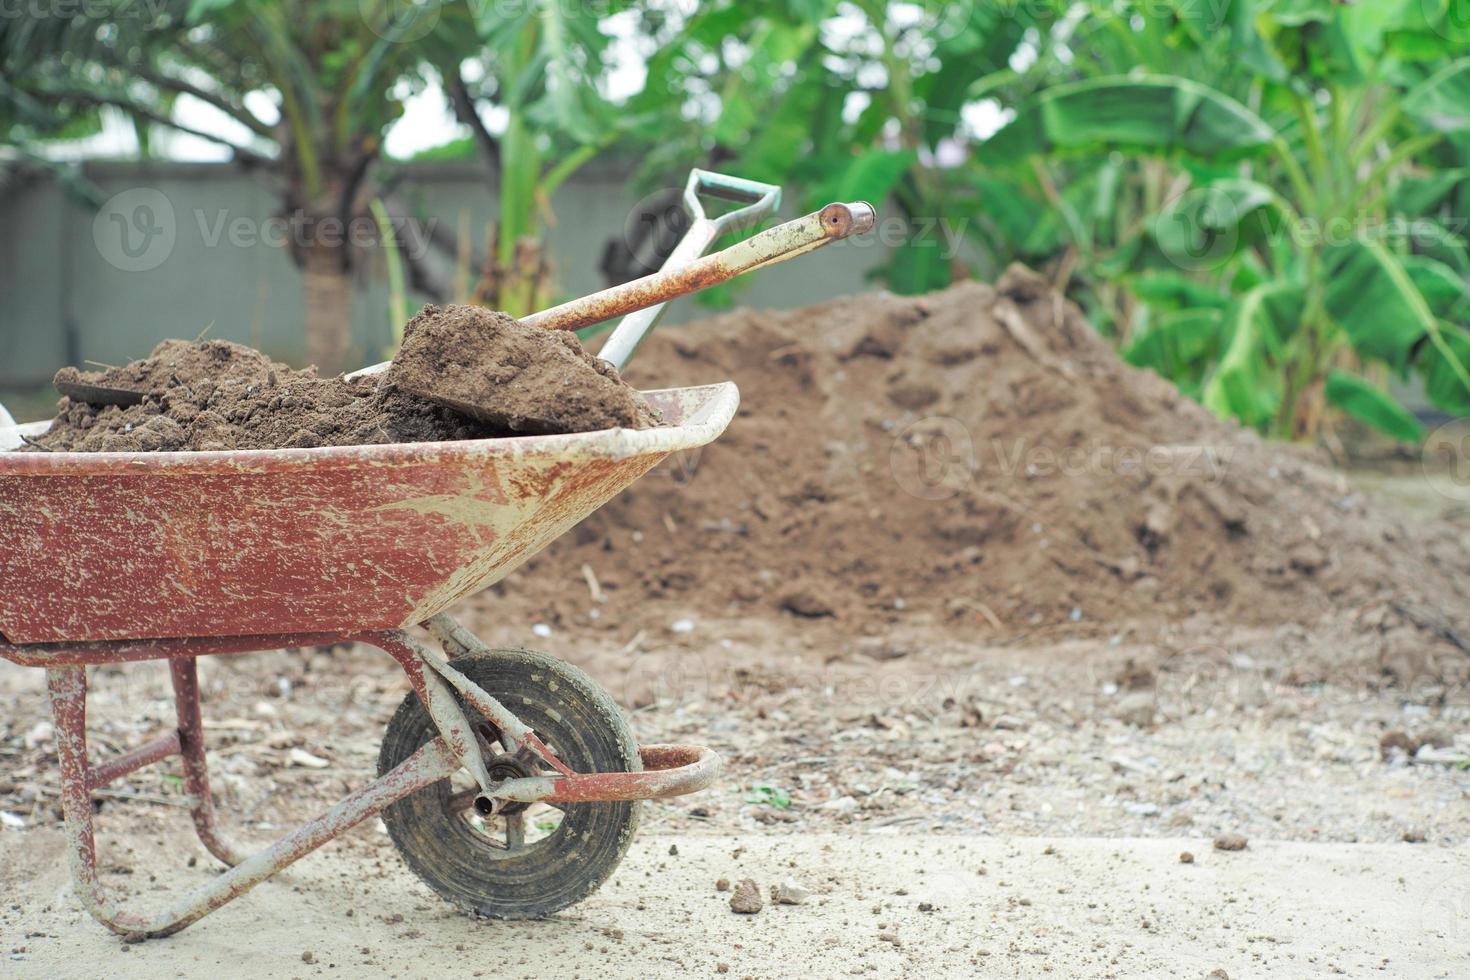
<box><xmin>27</xmin><ymin>306</ymin><xmax>659</xmax><ymax>452</ymax></box>
<box><xmin>729</xmin><ymin>878</ymin><xmax>763</xmax><ymax>914</ymax></box>
<box><xmin>504</xmin><ymin>264</ymin><xmax>1468</xmax><ymax>675</ymax></box>
<box><xmin>29</xmin><ymin>339</ymin><xmax>496</xmax><ymax>452</ymax></box>
<box><xmin>1214</xmin><ymin>833</ymin><xmax>1249</xmax><ymax>852</ymax></box>
<box><xmin>387</xmin><ymin>304</ymin><xmax>660</xmax><ymax>434</ymax></box>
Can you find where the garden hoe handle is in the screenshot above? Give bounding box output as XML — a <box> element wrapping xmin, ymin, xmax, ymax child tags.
<box><xmin>526</xmin><ymin>196</ymin><xmax>878</xmax><ymax>367</ymax></box>
<box><xmin>594</xmin><ymin>169</ymin><xmax>781</xmax><ymax>370</ymax></box>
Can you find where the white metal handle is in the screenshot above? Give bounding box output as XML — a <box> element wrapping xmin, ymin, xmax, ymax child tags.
<box><xmin>596</xmin><ymin>170</ymin><xmax>781</xmax><ymax>371</ymax></box>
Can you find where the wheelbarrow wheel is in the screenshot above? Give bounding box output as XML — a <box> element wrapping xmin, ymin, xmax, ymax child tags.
<box><xmin>378</xmin><ymin>647</ymin><xmax>641</xmax><ymax>919</ymax></box>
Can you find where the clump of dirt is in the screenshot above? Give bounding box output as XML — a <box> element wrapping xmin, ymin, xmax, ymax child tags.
<box><xmin>29</xmin><ymin>339</ymin><xmax>497</xmax><ymax>452</ymax></box>
<box><xmin>387</xmin><ymin>304</ymin><xmax>660</xmax><ymax>434</ymax></box>
<box><xmin>498</xmin><ymin>265</ymin><xmax>1469</xmax><ymax>674</ymax></box>
<box><xmin>27</xmin><ymin>308</ymin><xmax>659</xmax><ymax>452</ymax></box>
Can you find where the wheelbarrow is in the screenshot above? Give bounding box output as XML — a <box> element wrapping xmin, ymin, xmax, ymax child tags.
<box><xmin>0</xmin><ymin>172</ymin><xmax>875</xmax><ymax>936</ymax></box>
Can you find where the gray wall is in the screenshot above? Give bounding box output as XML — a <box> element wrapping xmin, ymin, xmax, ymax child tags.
<box><xmin>0</xmin><ymin>160</ymin><xmax>883</xmax><ymax>390</ymax></box>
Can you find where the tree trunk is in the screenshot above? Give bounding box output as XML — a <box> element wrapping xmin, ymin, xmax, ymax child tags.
<box><xmin>302</xmin><ymin>243</ymin><xmax>353</xmax><ymax>375</ymax></box>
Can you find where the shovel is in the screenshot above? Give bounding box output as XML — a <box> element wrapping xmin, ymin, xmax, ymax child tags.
<box><xmin>408</xmin><ymin>199</ymin><xmax>876</xmax><ymax>429</ymax></box>
<box><xmin>57</xmin><ymin>173</ymin><xmax>877</xmax><ymax>423</ymax></box>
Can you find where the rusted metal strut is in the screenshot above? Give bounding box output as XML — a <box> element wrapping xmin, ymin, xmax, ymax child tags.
<box><xmin>8</xmin><ymin>616</ymin><xmax>720</xmax><ymax>937</ymax></box>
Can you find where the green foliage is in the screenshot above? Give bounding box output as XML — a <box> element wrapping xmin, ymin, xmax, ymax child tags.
<box><xmin>3</xmin><ymin>0</ymin><xmax>1469</xmax><ymax>441</ymax></box>
<box><xmin>965</xmin><ymin>4</ymin><xmax>1470</xmax><ymax>441</ymax></box>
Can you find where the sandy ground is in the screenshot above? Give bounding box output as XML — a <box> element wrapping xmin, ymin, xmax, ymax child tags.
<box><xmin>1</xmin><ymin>472</ymin><xmax>1467</xmax><ymax>977</ymax></box>
<box><xmin>1</xmin><ymin>829</ymin><xmax>1466</xmax><ymax>979</ymax></box>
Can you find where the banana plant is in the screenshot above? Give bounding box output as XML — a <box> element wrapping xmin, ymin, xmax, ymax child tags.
<box><xmin>621</xmin><ymin>0</ymin><xmax>1063</xmax><ymax>296</ymax></box>
<box><xmin>980</xmin><ymin>0</ymin><xmax>1470</xmax><ymax>441</ymax></box>
<box><xmin>441</xmin><ymin>0</ymin><xmax>635</xmax><ymax>317</ymax></box>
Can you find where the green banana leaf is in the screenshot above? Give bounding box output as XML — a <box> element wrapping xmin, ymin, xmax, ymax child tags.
<box><xmin>1124</xmin><ymin>307</ymin><xmax>1221</xmax><ymax>391</ymax></box>
<box><xmin>982</xmin><ymin>76</ymin><xmax>1276</xmax><ymax>165</ymax></box>
<box><xmin>1417</xmin><ymin>323</ymin><xmax>1470</xmax><ymax>415</ymax></box>
<box><xmin>1128</xmin><ymin>273</ymin><xmax>1232</xmax><ymax>312</ymax></box>
<box><xmin>811</xmin><ymin>149</ymin><xmax>915</xmax><ymax>211</ymax></box>
<box><xmin>1151</xmin><ymin>178</ymin><xmax>1288</xmax><ymax>272</ymax></box>
<box><xmin>1404</xmin><ymin>57</ymin><xmax>1470</xmax><ymax>135</ymax></box>
<box><xmin>1202</xmin><ymin>281</ymin><xmax>1305</xmax><ymax>428</ymax></box>
<box><xmin>1324</xmin><ymin>371</ymin><xmax>1425</xmax><ymax>442</ymax></box>
<box><xmin>1403</xmin><ymin>256</ymin><xmax>1470</xmax><ymax>323</ymax></box>
<box><xmin>1324</xmin><ymin>240</ymin><xmax>1437</xmax><ymax>370</ymax></box>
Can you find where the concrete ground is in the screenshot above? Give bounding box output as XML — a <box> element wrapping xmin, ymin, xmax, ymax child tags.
<box><xmin>1</xmin><ymin>829</ymin><xmax>1465</xmax><ymax>979</ymax></box>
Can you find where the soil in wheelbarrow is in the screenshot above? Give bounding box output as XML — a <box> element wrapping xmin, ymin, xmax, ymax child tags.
<box><xmin>497</xmin><ymin>264</ymin><xmax>1470</xmax><ymax>685</ymax></box>
<box><xmin>25</xmin><ymin>305</ymin><xmax>660</xmax><ymax>452</ymax></box>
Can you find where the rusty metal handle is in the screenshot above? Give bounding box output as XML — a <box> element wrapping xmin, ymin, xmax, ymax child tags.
<box><xmin>522</xmin><ymin>201</ymin><xmax>877</xmax><ymax>339</ymax></box>
<box><xmin>594</xmin><ymin>170</ymin><xmax>780</xmax><ymax>371</ymax></box>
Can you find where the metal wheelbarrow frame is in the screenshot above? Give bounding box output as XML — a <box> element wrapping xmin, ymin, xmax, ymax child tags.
<box><xmin>0</xmin><ymin>383</ymin><xmax>737</xmax><ymax>937</ymax></box>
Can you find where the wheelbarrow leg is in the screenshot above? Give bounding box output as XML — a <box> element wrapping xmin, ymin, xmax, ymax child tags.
<box><xmin>45</xmin><ymin>660</ymin><xmax>461</xmax><ymax>938</ymax></box>
<box><xmin>169</xmin><ymin>658</ymin><xmax>248</xmax><ymax>867</ymax></box>
<box><xmin>45</xmin><ymin>666</ymin><xmax>132</xmax><ymax>930</ymax></box>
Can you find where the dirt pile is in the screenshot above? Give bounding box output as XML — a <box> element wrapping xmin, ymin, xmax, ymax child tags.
<box><xmin>388</xmin><ymin>304</ymin><xmax>659</xmax><ymax>434</ymax></box>
<box><xmin>503</xmin><ymin>266</ymin><xmax>1469</xmax><ymax>667</ymax></box>
<box><xmin>28</xmin><ymin>308</ymin><xmax>659</xmax><ymax>452</ymax></box>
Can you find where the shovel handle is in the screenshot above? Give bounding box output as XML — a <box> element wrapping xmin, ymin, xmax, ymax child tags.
<box><xmin>594</xmin><ymin>169</ymin><xmax>779</xmax><ymax>370</ymax></box>
<box><xmin>522</xmin><ymin>201</ymin><xmax>877</xmax><ymax>339</ymax></box>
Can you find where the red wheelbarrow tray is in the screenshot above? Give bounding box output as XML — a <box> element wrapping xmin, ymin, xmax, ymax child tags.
<box><xmin>0</xmin><ymin>382</ymin><xmax>738</xmax><ymax>645</ymax></box>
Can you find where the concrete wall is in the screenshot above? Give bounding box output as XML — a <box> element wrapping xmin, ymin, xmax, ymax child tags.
<box><xmin>0</xmin><ymin>160</ymin><xmax>883</xmax><ymax>390</ymax></box>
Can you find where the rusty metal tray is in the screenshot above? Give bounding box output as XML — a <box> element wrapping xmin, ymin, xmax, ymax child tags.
<box><xmin>0</xmin><ymin>383</ymin><xmax>737</xmax><ymax>644</ymax></box>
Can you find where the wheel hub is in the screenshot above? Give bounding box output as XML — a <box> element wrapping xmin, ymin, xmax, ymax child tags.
<box><xmin>484</xmin><ymin>752</ymin><xmax>537</xmax><ymax>815</ymax></box>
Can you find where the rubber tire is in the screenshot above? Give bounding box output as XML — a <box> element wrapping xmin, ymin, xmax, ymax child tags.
<box><xmin>378</xmin><ymin>647</ymin><xmax>641</xmax><ymax>919</ymax></box>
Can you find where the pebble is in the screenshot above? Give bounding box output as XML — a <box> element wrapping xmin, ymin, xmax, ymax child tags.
<box><xmin>771</xmin><ymin>878</ymin><xmax>810</xmax><ymax>906</ymax></box>
<box><xmin>715</xmin><ymin>878</ymin><xmax>730</xmax><ymax>892</ymax></box>
<box><xmin>1402</xmin><ymin>828</ymin><xmax>1427</xmax><ymax>843</ymax></box>
<box><xmin>671</xmin><ymin>618</ymin><xmax>695</xmax><ymax>634</ymax></box>
<box><xmin>730</xmin><ymin>878</ymin><xmax>763</xmax><ymax>914</ymax></box>
<box><xmin>288</xmin><ymin>748</ymin><xmax>330</xmax><ymax>769</ymax></box>
<box><xmin>1179</xmin><ymin>851</ymin><xmax>1195</xmax><ymax>864</ymax></box>
<box><xmin>531</xmin><ymin>623</ymin><xmax>553</xmax><ymax>638</ymax></box>
<box><xmin>1213</xmin><ymin>833</ymin><xmax>1248</xmax><ymax>852</ymax></box>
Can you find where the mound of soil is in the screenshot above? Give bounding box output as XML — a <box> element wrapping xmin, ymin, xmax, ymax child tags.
<box><xmin>28</xmin><ymin>309</ymin><xmax>658</xmax><ymax>452</ymax></box>
<box><xmin>502</xmin><ymin>266</ymin><xmax>1469</xmax><ymax>669</ymax></box>
<box><xmin>388</xmin><ymin>304</ymin><xmax>659</xmax><ymax>434</ymax></box>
